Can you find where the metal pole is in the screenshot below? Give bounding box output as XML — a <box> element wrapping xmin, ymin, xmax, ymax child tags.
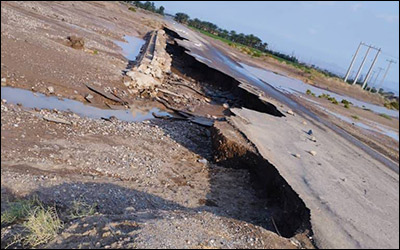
<box><xmin>353</xmin><ymin>46</ymin><xmax>371</xmax><ymax>85</ymax></box>
<box><xmin>368</xmin><ymin>71</ymin><xmax>376</xmax><ymax>92</ymax></box>
<box><xmin>373</xmin><ymin>67</ymin><xmax>384</xmax><ymax>85</ymax></box>
<box><xmin>380</xmin><ymin>59</ymin><xmax>396</xmax><ymax>87</ymax></box>
<box><xmin>344</xmin><ymin>42</ymin><xmax>363</xmax><ymax>82</ymax></box>
<box><xmin>362</xmin><ymin>48</ymin><xmax>381</xmax><ymax>89</ymax></box>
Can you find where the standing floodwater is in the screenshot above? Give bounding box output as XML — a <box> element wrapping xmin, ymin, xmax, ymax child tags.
<box><xmin>114</xmin><ymin>35</ymin><xmax>146</xmax><ymax>61</ymax></box>
<box><xmin>240</xmin><ymin>63</ymin><xmax>399</xmax><ymax>118</ymax></box>
<box><xmin>1</xmin><ymin>87</ymin><xmax>171</xmax><ymax>122</ymax></box>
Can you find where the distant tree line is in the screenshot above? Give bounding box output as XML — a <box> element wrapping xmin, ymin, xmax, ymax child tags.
<box><xmin>174</xmin><ymin>13</ymin><xmax>269</xmax><ymax>53</ymax></box>
<box><xmin>125</xmin><ymin>1</ymin><xmax>165</xmax><ymax>15</ymax></box>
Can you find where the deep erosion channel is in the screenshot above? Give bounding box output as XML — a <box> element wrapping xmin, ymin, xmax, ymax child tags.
<box><xmin>164</xmin><ymin>26</ymin><xmax>399</xmax><ymax>175</ymax></box>
<box><xmin>163</xmin><ymin>28</ymin><xmax>314</xmax><ymax>243</ymax></box>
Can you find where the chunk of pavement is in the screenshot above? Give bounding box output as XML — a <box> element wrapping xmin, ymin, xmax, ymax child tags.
<box><xmin>287</xmin><ymin>109</ymin><xmax>295</xmax><ymax>116</ymax></box>
<box><xmin>47</xmin><ymin>86</ymin><xmax>55</xmax><ymax>94</ymax></box>
<box><xmin>223</xmin><ymin>103</ymin><xmax>230</xmax><ymax>109</ymax></box>
<box><xmin>43</xmin><ymin>115</ymin><xmax>72</xmax><ymax>125</ymax></box>
<box><xmin>307</xmin><ymin>129</ymin><xmax>313</xmax><ymax>135</ymax></box>
<box><xmin>309</xmin><ymin>150</ymin><xmax>317</xmax><ymax>156</ymax></box>
<box><xmin>197</xmin><ymin>158</ymin><xmax>208</xmax><ymax>164</ymax></box>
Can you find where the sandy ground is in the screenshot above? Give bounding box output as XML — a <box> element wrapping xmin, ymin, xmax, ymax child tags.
<box><xmin>1</xmin><ymin>1</ymin><xmax>163</xmax><ymax>108</ymax></box>
<box><xmin>1</xmin><ymin>1</ymin><xmax>398</xmax><ymax>249</ymax></box>
<box><xmin>1</xmin><ymin>2</ymin><xmax>310</xmax><ymax>249</ymax></box>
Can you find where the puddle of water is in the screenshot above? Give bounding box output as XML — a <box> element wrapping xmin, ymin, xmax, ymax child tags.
<box><xmin>1</xmin><ymin>87</ymin><xmax>171</xmax><ymax>122</ymax></box>
<box><xmin>240</xmin><ymin>63</ymin><xmax>399</xmax><ymax>118</ymax></box>
<box><xmin>189</xmin><ymin>53</ymin><xmax>212</xmax><ymax>64</ymax></box>
<box><xmin>306</xmin><ymin>100</ymin><xmax>399</xmax><ymax>141</ymax></box>
<box><xmin>114</xmin><ymin>35</ymin><xmax>145</xmax><ymax>61</ymax></box>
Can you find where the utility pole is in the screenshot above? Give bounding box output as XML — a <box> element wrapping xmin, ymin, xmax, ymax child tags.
<box><xmin>373</xmin><ymin>67</ymin><xmax>384</xmax><ymax>85</ymax></box>
<box><xmin>368</xmin><ymin>71</ymin><xmax>376</xmax><ymax>92</ymax></box>
<box><xmin>353</xmin><ymin>45</ymin><xmax>371</xmax><ymax>85</ymax></box>
<box><xmin>344</xmin><ymin>42</ymin><xmax>363</xmax><ymax>82</ymax></box>
<box><xmin>380</xmin><ymin>59</ymin><xmax>397</xmax><ymax>87</ymax></box>
<box><xmin>362</xmin><ymin>48</ymin><xmax>381</xmax><ymax>89</ymax></box>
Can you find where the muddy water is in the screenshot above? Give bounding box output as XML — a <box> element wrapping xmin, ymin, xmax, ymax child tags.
<box><xmin>1</xmin><ymin>87</ymin><xmax>171</xmax><ymax>122</ymax></box>
<box><xmin>315</xmin><ymin>103</ymin><xmax>399</xmax><ymax>141</ymax></box>
<box><xmin>114</xmin><ymin>35</ymin><xmax>145</xmax><ymax>61</ymax></box>
<box><xmin>240</xmin><ymin>63</ymin><xmax>399</xmax><ymax>118</ymax></box>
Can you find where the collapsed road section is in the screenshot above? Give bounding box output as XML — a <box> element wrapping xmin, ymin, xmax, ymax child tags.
<box><xmin>163</xmin><ymin>20</ymin><xmax>399</xmax><ymax>249</ymax></box>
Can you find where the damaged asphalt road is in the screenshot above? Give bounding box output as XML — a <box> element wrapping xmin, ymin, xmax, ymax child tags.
<box><xmin>163</xmin><ymin>18</ymin><xmax>399</xmax><ymax>249</ymax></box>
<box><xmin>1</xmin><ymin>2</ymin><xmax>398</xmax><ymax>249</ymax></box>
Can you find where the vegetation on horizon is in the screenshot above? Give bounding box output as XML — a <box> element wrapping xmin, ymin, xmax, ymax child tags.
<box><xmin>125</xmin><ymin>1</ymin><xmax>165</xmax><ymax>15</ymax></box>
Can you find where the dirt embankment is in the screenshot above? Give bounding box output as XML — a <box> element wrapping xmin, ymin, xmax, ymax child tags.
<box><xmin>1</xmin><ymin>2</ymin><xmax>315</xmax><ymax>249</ymax></box>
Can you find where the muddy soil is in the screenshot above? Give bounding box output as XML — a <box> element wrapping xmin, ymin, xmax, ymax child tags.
<box><xmin>1</xmin><ymin>1</ymin><xmax>163</xmax><ymax>109</ymax></box>
<box><xmin>1</xmin><ymin>2</ymin><xmax>315</xmax><ymax>249</ymax></box>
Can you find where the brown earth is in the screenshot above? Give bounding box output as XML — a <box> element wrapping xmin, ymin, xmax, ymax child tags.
<box><xmin>1</xmin><ymin>2</ymin><xmax>313</xmax><ymax>249</ymax></box>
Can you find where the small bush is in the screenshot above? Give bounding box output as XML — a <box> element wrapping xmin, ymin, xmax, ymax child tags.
<box><xmin>69</xmin><ymin>200</ymin><xmax>97</xmax><ymax>219</ymax></box>
<box><xmin>379</xmin><ymin>113</ymin><xmax>392</xmax><ymax>120</ymax></box>
<box><xmin>351</xmin><ymin>115</ymin><xmax>359</xmax><ymax>120</ymax></box>
<box><xmin>128</xmin><ymin>6</ymin><xmax>136</xmax><ymax>12</ymax></box>
<box><xmin>327</xmin><ymin>96</ymin><xmax>338</xmax><ymax>104</ymax></box>
<box><xmin>22</xmin><ymin>206</ymin><xmax>63</xmax><ymax>247</ymax></box>
<box><xmin>1</xmin><ymin>199</ymin><xmax>37</xmax><ymax>225</ymax></box>
<box><xmin>341</xmin><ymin>99</ymin><xmax>352</xmax><ymax>105</ymax></box>
<box><xmin>306</xmin><ymin>89</ymin><xmax>312</xmax><ymax>95</ymax></box>
<box><xmin>384</xmin><ymin>101</ymin><xmax>399</xmax><ymax>110</ymax></box>
<box><xmin>344</xmin><ymin>103</ymin><xmax>350</xmax><ymax>109</ymax></box>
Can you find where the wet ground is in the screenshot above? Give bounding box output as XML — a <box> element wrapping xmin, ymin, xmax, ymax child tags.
<box><xmin>240</xmin><ymin>63</ymin><xmax>399</xmax><ymax>118</ymax></box>
<box><xmin>1</xmin><ymin>87</ymin><xmax>172</xmax><ymax>122</ymax></box>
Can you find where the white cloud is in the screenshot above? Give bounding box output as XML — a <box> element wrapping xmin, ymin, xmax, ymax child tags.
<box><xmin>376</xmin><ymin>14</ymin><xmax>399</xmax><ymax>23</ymax></box>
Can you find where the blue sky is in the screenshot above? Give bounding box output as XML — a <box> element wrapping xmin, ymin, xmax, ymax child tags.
<box><xmin>154</xmin><ymin>1</ymin><xmax>399</xmax><ymax>94</ymax></box>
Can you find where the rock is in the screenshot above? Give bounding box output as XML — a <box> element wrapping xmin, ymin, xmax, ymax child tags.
<box><xmin>309</xmin><ymin>150</ymin><xmax>317</xmax><ymax>156</ymax></box>
<box><xmin>85</xmin><ymin>94</ymin><xmax>94</xmax><ymax>102</ymax></box>
<box><xmin>126</xmin><ymin>71</ymin><xmax>160</xmax><ymax>90</ymax></box>
<box><xmin>223</xmin><ymin>103</ymin><xmax>229</xmax><ymax>109</ymax></box>
<box><xmin>302</xmin><ymin>121</ymin><xmax>307</xmax><ymax>125</ymax></box>
<box><xmin>287</xmin><ymin>109</ymin><xmax>295</xmax><ymax>116</ymax></box>
<box><xmin>43</xmin><ymin>116</ymin><xmax>71</xmax><ymax>125</ymax></box>
<box><xmin>294</xmin><ymin>153</ymin><xmax>301</xmax><ymax>158</ymax></box>
<box><xmin>311</xmin><ymin>136</ymin><xmax>317</xmax><ymax>142</ymax></box>
<box><xmin>1</xmin><ymin>78</ymin><xmax>6</xmax><ymax>83</ymax></box>
<box><xmin>198</xmin><ymin>158</ymin><xmax>208</xmax><ymax>164</ymax></box>
<box><xmin>307</xmin><ymin>129</ymin><xmax>313</xmax><ymax>135</ymax></box>
<box><xmin>67</xmin><ymin>35</ymin><xmax>84</xmax><ymax>49</ymax></box>
<box><xmin>102</xmin><ymin>232</ymin><xmax>112</xmax><ymax>238</ymax></box>
<box><xmin>47</xmin><ymin>86</ymin><xmax>55</xmax><ymax>94</ymax></box>
<box><xmin>2</xmin><ymin>99</ymin><xmax>7</xmax><ymax>104</ymax></box>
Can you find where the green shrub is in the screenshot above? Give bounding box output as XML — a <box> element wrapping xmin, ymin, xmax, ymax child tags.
<box><xmin>379</xmin><ymin>113</ymin><xmax>392</xmax><ymax>120</ymax></box>
<box><xmin>128</xmin><ymin>6</ymin><xmax>136</xmax><ymax>12</ymax></box>
<box><xmin>1</xmin><ymin>199</ymin><xmax>37</xmax><ymax>225</ymax></box>
<box><xmin>69</xmin><ymin>200</ymin><xmax>97</xmax><ymax>219</ymax></box>
<box><xmin>22</xmin><ymin>206</ymin><xmax>63</xmax><ymax>247</ymax></box>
